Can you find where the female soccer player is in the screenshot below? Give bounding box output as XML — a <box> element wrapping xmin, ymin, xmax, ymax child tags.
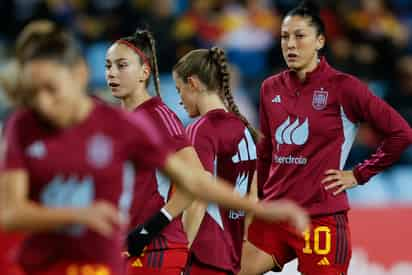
<box><xmin>240</xmin><ymin>1</ymin><xmax>412</xmax><ymax>275</ymax></box>
<box><xmin>0</xmin><ymin>23</ymin><xmax>308</xmax><ymax>275</ymax></box>
<box><xmin>0</xmin><ymin>20</ymin><xmax>55</xmax><ymax>275</ymax></box>
<box><xmin>172</xmin><ymin>47</ymin><xmax>260</xmax><ymax>275</ymax></box>
<box><xmin>105</xmin><ymin>29</ymin><xmax>196</xmax><ymax>275</ymax></box>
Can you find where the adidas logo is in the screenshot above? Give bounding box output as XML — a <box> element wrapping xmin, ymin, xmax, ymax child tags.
<box><xmin>140</xmin><ymin>227</ymin><xmax>149</xmax><ymax>235</ymax></box>
<box><xmin>317</xmin><ymin>257</ymin><xmax>330</xmax><ymax>266</ymax></box>
<box><xmin>232</xmin><ymin>128</ymin><xmax>256</xmax><ymax>163</ymax></box>
<box><xmin>132</xmin><ymin>258</ymin><xmax>143</xmax><ymax>267</ymax></box>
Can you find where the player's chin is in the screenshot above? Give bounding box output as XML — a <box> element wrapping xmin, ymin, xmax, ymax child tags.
<box><xmin>110</xmin><ymin>88</ymin><xmax>127</xmax><ymax>99</ymax></box>
<box><xmin>286</xmin><ymin>61</ymin><xmax>302</xmax><ymax>71</ymax></box>
<box><xmin>188</xmin><ymin>109</ymin><xmax>200</xmax><ymax>118</ymax></box>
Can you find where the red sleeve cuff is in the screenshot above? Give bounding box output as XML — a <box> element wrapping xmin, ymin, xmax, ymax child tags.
<box><xmin>353</xmin><ymin>166</ymin><xmax>367</xmax><ymax>185</ymax></box>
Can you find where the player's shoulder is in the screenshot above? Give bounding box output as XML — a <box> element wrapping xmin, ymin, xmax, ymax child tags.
<box><xmin>261</xmin><ymin>72</ymin><xmax>284</xmax><ymax>90</ymax></box>
<box><xmin>328</xmin><ymin>70</ymin><xmax>365</xmax><ymax>90</ymax></box>
<box><xmin>149</xmin><ymin>97</ymin><xmax>184</xmax><ymax>125</ymax></box>
<box><xmin>185</xmin><ymin>111</ymin><xmax>221</xmax><ymax>144</ymax></box>
<box><xmin>92</xmin><ymin>100</ymin><xmax>146</xmax><ymax>136</ymax></box>
<box><xmin>93</xmin><ymin>100</ymin><xmax>129</xmax><ymax>125</ymax></box>
<box><xmin>186</xmin><ymin>114</ymin><xmax>211</xmax><ymax>136</ymax></box>
<box><xmin>5</xmin><ymin>109</ymin><xmax>35</xmax><ymax>132</ymax></box>
<box><xmin>136</xmin><ymin>97</ymin><xmax>185</xmax><ymax>136</ymax></box>
<box><xmin>190</xmin><ymin>110</ymin><xmax>244</xmax><ymax>146</ymax></box>
<box><xmin>325</xmin><ymin>71</ymin><xmax>370</xmax><ymax>103</ymax></box>
<box><xmin>209</xmin><ymin>110</ymin><xmax>243</xmax><ymax>130</ymax></box>
<box><xmin>260</xmin><ymin>70</ymin><xmax>291</xmax><ymax>100</ymax></box>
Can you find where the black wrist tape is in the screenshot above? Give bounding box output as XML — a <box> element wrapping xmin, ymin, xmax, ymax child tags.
<box><xmin>126</xmin><ymin>210</ymin><xmax>172</xmax><ymax>257</ymax></box>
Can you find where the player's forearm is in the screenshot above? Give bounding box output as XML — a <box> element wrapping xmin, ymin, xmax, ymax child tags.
<box><xmin>193</xmin><ymin>172</ymin><xmax>259</xmax><ymax>214</ymax></box>
<box><xmin>354</xmin><ymin>132</ymin><xmax>412</xmax><ymax>184</ymax></box>
<box><xmin>163</xmin><ymin>185</ymin><xmax>194</xmax><ymax>218</ymax></box>
<box><xmin>0</xmin><ymin>201</ymin><xmax>83</xmax><ymax>232</ymax></box>
<box><xmin>164</xmin><ymin>155</ymin><xmax>263</xmax><ymax>215</ymax></box>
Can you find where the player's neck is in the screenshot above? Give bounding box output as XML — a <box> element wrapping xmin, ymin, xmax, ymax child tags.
<box><xmin>54</xmin><ymin>95</ymin><xmax>93</xmax><ymax>128</ymax></box>
<box><xmin>121</xmin><ymin>89</ymin><xmax>151</xmax><ymax>112</ymax></box>
<box><xmin>74</xmin><ymin>96</ymin><xmax>94</xmax><ymax>123</ymax></box>
<box><xmin>295</xmin><ymin>56</ymin><xmax>319</xmax><ymax>81</ymax></box>
<box><xmin>198</xmin><ymin>92</ymin><xmax>227</xmax><ymax>116</ymax></box>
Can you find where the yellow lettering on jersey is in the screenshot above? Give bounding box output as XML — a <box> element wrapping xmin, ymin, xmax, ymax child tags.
<box><xmin>81</xmin><ymin>264</ymin><xmax>95</xmax><ymax>275</ymax></box>
<box><xmin>67</xmin><ymin>265</ymin><xmax>79</xmax><ymax>275</ymax></box>
<box><xmin>95</xmin><ymin>266</ymin><xmax>110</xmax><ymax>275</ymax></box>
<box><xmin>302</xmin><ymin>226</ymin><xmax>331</xmax><ymax>255</ymax></box>
<box><xmin>66</xmin><ymin>264</ymin><xmax>111</xmax><ymax>275</ymax></box>
<box><xmin>314</xmin><ymin>226</ymin><xmax>331</xmax><ymax>255</ymax></box>
<box><xmin>302</xmin><ymin>228</ymin><xmax>313</xmax><ymax>254</ymax></box>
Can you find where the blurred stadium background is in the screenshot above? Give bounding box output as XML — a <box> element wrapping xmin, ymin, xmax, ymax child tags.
<box><xmin>0</xmin><ymin>0</ymin><xmax>411</xmax><ymax>274</ymax></box>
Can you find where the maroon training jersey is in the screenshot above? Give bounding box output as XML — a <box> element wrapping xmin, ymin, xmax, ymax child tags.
<box><xmin>186</xmin><ymin>109</ymin><xmax>256</xmax><ymax>274</ymax></box>
<box><xmin>257</xmin><ymin>57</ymin><xmax>412</xmax><ymax>216</ymax></box>
<box><xmin>129</xmin><ymin>96</ymin><xmax>189</xmax><ymax>245</ymax></box>
<box><xmin>1</xmin><ymin>100</ymin><xmax>171</xmax><ymax>274</ymax></box>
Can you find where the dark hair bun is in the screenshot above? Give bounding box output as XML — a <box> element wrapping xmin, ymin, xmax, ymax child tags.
<box><xmin>285</xmin><ymin>0</ymin><xmax>325</xmax><ymax>36</ymax></box>
<box><xmin>296</xmin><ymin>0</ymin><xmax>321</xmax><ymax>16</ymax></box>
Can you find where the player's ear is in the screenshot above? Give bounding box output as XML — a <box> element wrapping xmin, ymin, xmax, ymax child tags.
<box><xmin>141</xmin><ymin>63</ymin><xmax>151</xmax><ymax>82</ymax></box>
<box><xmin>187</xmin><ymin>76</ymin><xmax>200</xmax><ymax>92</ymax></box>
<box><xmin>316</xmin><ymin>33</ymin><xmax>325</xmax><ymax>51</ymax></box>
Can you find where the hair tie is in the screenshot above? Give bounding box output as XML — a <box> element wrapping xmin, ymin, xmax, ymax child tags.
<box><xmin>116</xmin><ymin>39</ymin><xmax>151</xmax><ymax>70</ymax></box>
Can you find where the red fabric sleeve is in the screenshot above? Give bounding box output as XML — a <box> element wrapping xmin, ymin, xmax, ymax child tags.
<box><xmin>153</xmin><ymin>109</ymin><xmax>190</xmax><ymax>153</ymax></box>
<box><xmin>188</xmin><ymin>123</ymin><xmax>217</xmax><ymax>174</ymax></box>
<box><xmin>340</xmin><ymin>76</ymin><xmax>412</xmax><ymax>184</ymax></box>
<box><xmin>125</xmin><ymin>111</ymin><xmax>172</xmax><ymax>170</ymax></box>
<box><xmin>1</xmin><ymin>114</ymin><xmax>27</xmax><ymax>171</ymax></box>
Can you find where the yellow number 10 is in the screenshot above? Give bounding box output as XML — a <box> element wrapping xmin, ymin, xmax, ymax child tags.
<box><xmin>302</xmin><ymin>226</ymin><xmax>331</xmax><ymax>255</ymax></box>
<box><xmin>67</xmin><ymin>264</ymin><xmax>110</xmax><ymax>275</ymax></box>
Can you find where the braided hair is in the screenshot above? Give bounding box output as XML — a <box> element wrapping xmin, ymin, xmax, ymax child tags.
<box><xmin>173</xmin><ymin>47</ymin><xmax>259</xmax><ymax>142</ymax></box>
<box><xmin>117</xmin><ymin>29</ymin><xmax>161</xmax><ymax>97</ymax></box>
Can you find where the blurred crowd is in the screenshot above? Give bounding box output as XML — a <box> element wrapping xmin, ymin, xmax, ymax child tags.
<box><xmin>0</xmin><ymin>0</ymin><xmax>411</xmax><ymax>202</ymax></box>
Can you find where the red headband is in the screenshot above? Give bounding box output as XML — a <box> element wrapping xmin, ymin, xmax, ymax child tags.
<box><xmin>116</xmin><ymin>39</ymin><xmax>151</xmax><ymax>70</ymax></box>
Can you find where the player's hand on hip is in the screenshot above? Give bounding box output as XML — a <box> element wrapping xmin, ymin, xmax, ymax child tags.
<box><xmin>255</xmin><ymin>200</ymin><xmax>310</xmax><ymax>233</ymax></box>
<box><xmin>322</xmin><ymin>169</ymin><xmax>358</xmax><ymax>196</ymax></box>
<box><xmin>79</xmin><ymin>201</ymin><xmax>126</xmax><ymax>237</ymax></box>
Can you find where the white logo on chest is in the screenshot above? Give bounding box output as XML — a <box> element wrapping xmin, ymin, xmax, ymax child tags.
<box><xmin>87</xmin><ymin>134</ymin><xmax>113</xmax><ymax>169</ymax></box>
<box><xmin>275</xmin><ymin>117</ymin><xmax>309</xmax><ymax>145</ymax></box>
<box><xmin>26</xmin><ymin>141</ymin><xmax>46</xmax><ymax>159</ymax></box>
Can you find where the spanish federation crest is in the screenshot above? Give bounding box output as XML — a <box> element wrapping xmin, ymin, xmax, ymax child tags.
<box><xmin>312</xmin><ymin>88</ymin><xmax>328</xmax><ymax>110</ymax></box>
<box><xmin>87</xmin><ymin>134</ymin><xmax>113</xmax><ymax>169</ymax></box>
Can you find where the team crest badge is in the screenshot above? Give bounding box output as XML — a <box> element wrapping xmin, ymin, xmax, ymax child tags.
<box><xmin>87</xmin><ymin>134</ymin><xmax>113</xmax><ymax>169</ymax></box>
<box><xmin>26</xmin><ymin>140</ymin><xmax>46</xmax><ymax>159</ymax></box>
<box><xmin>312</xmin><ymin>88</ymin><xmax>328</xmax><ymax>110</ymax></box>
